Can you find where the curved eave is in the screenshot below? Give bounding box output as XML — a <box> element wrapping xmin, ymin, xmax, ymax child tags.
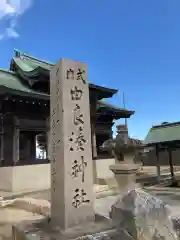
<box><xmin>11</xmin><ymin>58</ymin><xmax>50</xmax><ymax>78</ymax></box>
<box><xmin>89</xmin><ymin>83</ymin><xmax>118</xmax><ymax>99</ymax></box>
<box><xmin>97</xmin><ymin>100</ymin><xmax>135</xmax><ymax>119</ymax></box>
<box><xmin>97</xmin><ymin>108</ymin><xmax>134</xmax><ymax>119</ymax></box>
<box><xmin>0</xmin><ymin>86</ymin><xmax>132</xmax><ymax>116</ymax></box>
<box><xmin>11</xmin><ymin>57</ymin><xmax>118</xmax><ymax>99</ymax></box>
<box><xmin>17</xmin><ymin>66</ymin><xmax>49</xmax><ymax>78</ymax></box>
<box><xmin>0</xmin><ymin>86</ymin><xmax>49</xmax><ymax>101</ymax></box>
<box><xmin>115</xmin><ymin>110</ymin><xmax>134</xmax><ymax>119</ymax></box>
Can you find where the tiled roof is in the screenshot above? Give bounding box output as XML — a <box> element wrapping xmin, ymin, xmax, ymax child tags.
<box><xmin>144</xmin><ymin>122</ymin><xmax>180</xmax><ymax>145</ymax></box>
<box><xmin>0</xmin><ymin>49</ymin><xmax>134</xmax><ymax>117</ymax></box>
<box><xmin>12</xmin><ymin>57</ymin><xmax>53</xmax><ymax>72</ymax></box>
<box><xmin>97</xmin><ymin>100</ymin><xmax>134</xmax><ymax>117</ymax></box>
<box><xmin>0</xmin><ymin>69</ymin><xmax>49</xmax><ymax>99</ymax></box>
<box><xmin>0</xmin><ymin>69</ymin><xmax>133</xmax><ymax>116</ymax></box>
<box><xmin>11</xmin><ymin>50</ymin><xmax>118</xmax><ymax>96</ymax></box>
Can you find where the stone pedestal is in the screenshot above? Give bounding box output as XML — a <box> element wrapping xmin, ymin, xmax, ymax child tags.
<box><xmin>109</xmin><ymin>164</ymin><xmax>139</xmax><ymax>194</ymax></box>
<box><xmin>12</xmin><ymin>217</ymin><xmax>134</xmax><ymax>240</ymax></box>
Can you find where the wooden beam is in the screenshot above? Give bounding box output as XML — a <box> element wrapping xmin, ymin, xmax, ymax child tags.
<box><xmin>0</xmin><ymin>115</ymin><xmax>4</xmax><ymax>164</ymax></box>
<box><xmin>155</xmin><ymin>144</ymin><xmax>161</xmax><ymax>183</ymax></box>
<box><xmin>167</xmin><ymin>147</ymin><xmax>175</xmax><ymax>180</ymax></box>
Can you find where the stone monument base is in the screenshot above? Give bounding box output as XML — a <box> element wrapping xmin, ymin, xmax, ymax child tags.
<box><xmin>12</xmin><ymin>215</ymin><xmax>133</xmax><ymax>240</ymax></box>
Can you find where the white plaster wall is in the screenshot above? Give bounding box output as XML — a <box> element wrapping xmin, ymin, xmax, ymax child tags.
<box><xmin>0</xmin><ymin>167</ymin><xmax>13</xmax><ymax>191</ymax></box>
<box><xmin>94</xmin><ymin>158</ymin><xmax>117</xmax><ymax>187</ymax></box>
<box><xmin>95</xmin><ymin>158</ymin><xmax>115</xmax><ymax>179</ymax></box>
<box><xmin>12</xmin><ymin>164</ymin><xmax>50</xmax><ymax>192</ymax></box>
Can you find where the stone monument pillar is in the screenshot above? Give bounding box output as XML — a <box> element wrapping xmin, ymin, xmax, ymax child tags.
<box><xmin>50</xmin><ymin>59</ymin><xmax>95</xmax><ymax>230</ymax></box>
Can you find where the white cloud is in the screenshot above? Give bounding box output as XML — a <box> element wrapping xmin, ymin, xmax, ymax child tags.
<box><xmin>6</xmin><ymin>27</ymin><xmax>19</xmax><ymax>37</ymax></box>
<box><xmin>0</xmin><ymin>0</ymin><xmax>32</xmax><ymax>39</ymax></box>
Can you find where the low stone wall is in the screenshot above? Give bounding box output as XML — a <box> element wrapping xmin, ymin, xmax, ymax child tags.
<box><xmin>0</xmin><ymin>164</ymin><xmax>50</xmax><ymax>192</ymax></box>
<box><xmin>0</xmin><ymin>158</ymin><xmax>116</xmax><ymax>192</ymax></box>
<box><xmin>0</xmin><ymin>167</ymin><xmax>13</xmax><ymax>191</ymax></box>
<box><xmin>95</xmin><ymin>158</ymin><xmax>115</xmax><ymax>180</ymax></box>
<box><xmin>95</xmin><ymin>158</ymin><xmax>117</xmax><ymax>187</ymax></box>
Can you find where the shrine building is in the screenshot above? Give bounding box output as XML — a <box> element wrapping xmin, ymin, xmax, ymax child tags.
<box><xmin>0</xmin><ymin>49</ymin><xmax>134</xmax><ymax>191</ymax></box>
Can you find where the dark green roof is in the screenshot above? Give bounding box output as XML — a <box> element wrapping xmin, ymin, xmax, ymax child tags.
<box><xmin>0</xmin><ymin>68</ymin><xmax>134</xmax><ymax>117</ymax></box>
<box><xmin>144</xmin><ymin>122</ymin><xmax>180</xmax><ymax>145</ymax></box>
<box><xmin>12</xmin><ymin>57</ymin><xmax>52</xmax><ymax>73</ymax></box>
<box><xmin>0</xmin><ymin>69</ymin><xmax>49</xmax><ymax>100</ymax></box>
<box><xmin>97</xmin><ymin>100</ymin><xmax>134</xmax><ymax>118</ymax></box>
<box><xmin>98</xmin><ymin>100</ymin><xmax>132</xmax><ymax>112</ymax></box>
<box><xmin>11</xmin><ymin>50</ymin><xmax>118</xmax><ymax>98</ymax></box>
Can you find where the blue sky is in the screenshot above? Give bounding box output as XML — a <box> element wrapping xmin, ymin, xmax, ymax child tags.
<box><xmin>0</xmin><ymin>0</ymin><xmax>180</xmax><ymax>140</ymax></box>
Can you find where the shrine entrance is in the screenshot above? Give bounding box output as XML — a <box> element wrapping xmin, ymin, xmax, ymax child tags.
<box><xmin>19</xmin><ymin>131</ymin><xmax>48</xmax><ymax>165</ymax></box>
<box><xmin>19</xmin><ymin>131</ymin><xmax>36</xmax><ymax>165</ymax></box>
<box><xmin>36</xmin><ymin>133</ymin><xmax>47</xmax><ymax>160</ymax></box>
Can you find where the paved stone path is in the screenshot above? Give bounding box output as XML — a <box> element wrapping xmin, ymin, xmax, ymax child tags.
<box><xmin>13</xmin><ymin>187</ymin><xmax>180</xmax><ymax>218</ymax></box>
<box><xmin>1</xmin><ymin>182</ymin><xmax>180</xmax><ymax>240</ymax></box>
<box><xmin>145</xmin><ymin>188</ymin><xmax>180</xmax><ymax>206</ymax></box>
<box><xmin>10</xmin><ymin>190</ymin><xmax>117</xmax><ymax>218</ymax></box>
<box><xmin>0</xmin><ymin>207</ymin><xmax>44</xmax><ymax>240</ymax></box>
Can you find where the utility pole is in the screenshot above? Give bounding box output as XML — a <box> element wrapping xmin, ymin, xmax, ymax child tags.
<box><xmin>123</xmin><ymin>92</ymin><xmax>127</xmax><ymax>126</ymax></box>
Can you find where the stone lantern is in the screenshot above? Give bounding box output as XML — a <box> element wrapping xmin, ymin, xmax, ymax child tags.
<box><xmin>109</xmin><ymin>124</ymin><xmax>144</xmax><ymax>194</ymax></box>
<box><xmin>114</xmin><ymin>124</ymin><xmax>143</xmax><ymax>164</ymax></box>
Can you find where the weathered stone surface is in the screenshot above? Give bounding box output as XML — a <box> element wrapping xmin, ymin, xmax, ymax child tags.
<box><xmin>109</xmin><ymin>163</ymin><xmax>140</xmax><ymax>197</ymax></box>
<box><xmin>0</xmin><ymin>206</ymin><xmax>44</xmax><ymax>240</ymax></box>
<box><xmin>100</xmin><ymin>124</ymin><xmax>143</xmax><ymax>162</ymax></box>
<box><xmin>110</xmin><ymin>188</ymin><xmax>178</xmax><ymax>240</ymax></box>
<box><xmin>50</xmin><ymin>59</ymin><xmax>94</xmax><ymax>230</ymax></box>
<box><xmin>0</xmin><ymin>197</ymin><xmax>50</xmax><ymax>216</ymax></box>
<box><xmin>170</xmin><ymin>208</ymin><xmax>180</xmax><ymax>239</ymax></box>
<box><xmin>12</xmin><ymin>219</ymin><xmax>134</xmax><ymax>240</ymax></box>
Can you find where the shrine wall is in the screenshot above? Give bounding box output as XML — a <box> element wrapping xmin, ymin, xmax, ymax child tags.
<box><xmin>95</xmin><ymin>158</ymin><xmax>115</xmax><ymax>180</ymax></box>
<box><xmin>0</xmin><ymin>166</ymin><xmax>13</xmax><ymax>191</ymax></box>
<box><xmin>0</xmin><ymin>164</ymin><xmax>50</xmax><ymax>192</ymax></box>
<box><xmin>0</xmin><ymin>158</ymin><xmax>115</xmax><ymax>192</ymax></box>
<box><xmin>12</xmin><ymin>164</ymin><xmax>50</xmax><ymax>191</ymax></box>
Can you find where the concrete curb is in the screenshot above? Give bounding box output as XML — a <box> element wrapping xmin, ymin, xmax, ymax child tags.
<box><xmin>96</xmin><ymin>189</ymin><xmax>118</xmax><ymax>199</ymax></box>
<box><xmin>144</xmin><ymin>187</ymin><xmax>180</xmax><ymax>196</ymax></box>
<box><xmin>1</xmin><ymin>188</ymin><xmax>117</xmax><ymax>201</ymax></box>
<box><xmin>1</xmin><ymin>189</ymin><xmax>50</xmax><ymax>200</ymax></box>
